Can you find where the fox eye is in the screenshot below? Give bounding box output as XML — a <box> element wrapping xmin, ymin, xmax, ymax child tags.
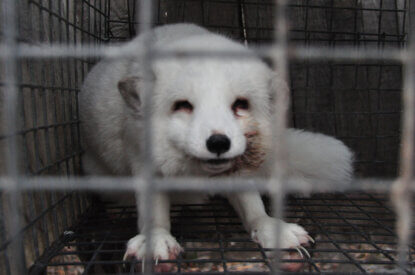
<box><xmin>232</xmin><ymin>98</ymin><xmax>249</xmax><ymax>114</ymax></box>
<box><xmin>173</xmin><ymin>100</ymin><xmax>193</xmax><ymax>113</ymax></box>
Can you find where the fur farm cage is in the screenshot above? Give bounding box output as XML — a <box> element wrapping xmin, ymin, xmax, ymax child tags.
<box><xmin>0</xmin><ymin>0</ymin><xmax>414</xmax><ymax>274</ymax></box>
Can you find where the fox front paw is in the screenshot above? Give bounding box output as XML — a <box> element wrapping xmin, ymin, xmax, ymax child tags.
<box><xmin>123</xmin><ymin>228</ymin><xmax>183</xmax><ymax>272</ymax></box>
<box><xmin>250</xmin><ymin>216</ymin><xmax>313</xmax><ymax>272</ymax></box>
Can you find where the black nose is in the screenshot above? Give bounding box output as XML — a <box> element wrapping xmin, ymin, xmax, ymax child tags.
<box><xmin>206</xmin><ymin>134</ymin><xmax>231</xmax><ymax>156</ymax></box>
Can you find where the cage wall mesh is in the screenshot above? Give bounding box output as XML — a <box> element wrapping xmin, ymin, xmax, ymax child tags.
<box><xmin>0</xmin><ymin>0</ymin><xmax>107</xmax><ymax>272</ymax></box>
<box><xmin>33</xmin><ymin>193</ymin><xmax>412</xmax><ymax>274</ymax></box>
<box><xmin>0</xmin><ymin>0</ymin><xmax>414</xmax><ymax>274</ymax></box>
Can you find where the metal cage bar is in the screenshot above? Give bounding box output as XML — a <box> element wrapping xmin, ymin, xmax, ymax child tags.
<box><xmin>31</xmin><ymin>193</ymin><xmax>413</xmax><ymax>274</ymax></box>
<box><xmin>135</xmin><ymin>0</ymin><xmax>156</xmax><ymax>274</ymax></box>
<box><xmin>1</xmin><ymin>0</ymin><xmax>26</xmax><ymax>273</ymax></box>
<box><xmin>392</xmin><ymin>0</ymin><xmax>415</xmax><ymax>270</ymax></box>
<box><xmin>0</xmin><ymin>0</ymin><xmax>413</xmax><ymax>274</ymax></box>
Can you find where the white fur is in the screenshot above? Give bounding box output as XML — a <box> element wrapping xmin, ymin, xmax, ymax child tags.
<box><xmin>285</xmin><ymin>129</ymin><xmax>353</xmax><ymax>184</ymax></box>
<box><xmin>80</xmin><ymin>23</ymin><xmax>353</xmax><ymax>267</ymax></box>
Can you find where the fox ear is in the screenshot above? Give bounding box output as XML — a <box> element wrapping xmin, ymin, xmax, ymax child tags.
<box><xmin>269</xmin><ymin>72</ymin><xmax>290</xmax><ymax>113</ymax></box>
<box><xmin>118</xmin><ymin>77</ymin><xmax>141</xmax><ymax>112</ymax></box>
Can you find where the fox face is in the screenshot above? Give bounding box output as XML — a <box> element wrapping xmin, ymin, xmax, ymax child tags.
<box><xmin>119</xmin><ymin>35</ymin><xmax>280</xmax><ymax>176</ymax></box>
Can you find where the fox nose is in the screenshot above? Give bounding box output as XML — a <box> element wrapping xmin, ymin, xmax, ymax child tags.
<box><xmin>206</xmin><ymin>134</ymin><xmax>231</xmax><ymax>156</ymax></box>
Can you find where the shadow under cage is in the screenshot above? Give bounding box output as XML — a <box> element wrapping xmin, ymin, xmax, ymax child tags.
<box><xmin>0</xmin><ymin>0</ymin><xmax>413</xmax><ymax>274</ymax></box>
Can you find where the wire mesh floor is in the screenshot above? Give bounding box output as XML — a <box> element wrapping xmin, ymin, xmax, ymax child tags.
<box><xmin>32</xmin><ymin>193</ymin><xmax>414</xmax><ymax>274</ymax></box>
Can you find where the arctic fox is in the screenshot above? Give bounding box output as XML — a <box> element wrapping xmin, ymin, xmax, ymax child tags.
<box><xmin>79</xmin><ymin>24</ymin><xmax>353</xmax><ymax>272</ymax></box>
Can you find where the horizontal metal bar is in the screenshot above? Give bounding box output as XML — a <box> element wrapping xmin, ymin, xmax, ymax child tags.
<box><xmin>45</xmin><ymin>258</ymin><xmax>402</xmax><ymax>266</ymax></box>
<box><xmin>55</xmin><ymin>247</ymin><xmax>398</xmax><ymax>255</ymax></box>
<box><xmin>0</xmin><ymin>43</ymin><xmax>409</xmax><ymax>62</ymax></box>
<box><xmin>0</xmin><ymin>176</ymin><xmax>410</xmax><ymax>192</ymax></box>
<box><xmin>0</xmin><ymin>120</ymin><xmax>80</xmax><ymax>140</ymax></box>
<box><xmin>104</xmin><ymin>0</ymin><xmax>407</xmax><ymax>12</ymax></box>
<box><xmin>110</xmin><ymin>22</ymin><xmax>406</xmax><ymax>39</ymax></box>
<box><xmin>59</xmin><ymin>238</ymin><xmax>402</xmax><ymax>247</ymax></box>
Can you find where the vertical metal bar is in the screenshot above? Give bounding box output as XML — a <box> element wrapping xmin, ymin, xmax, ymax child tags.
<box><xmin>254</xmin><ymin>0</ymin><xmax>260</xmax><ymax>44</ymax></box>
<box><xmin>300</xmin><ymin>0</ymin><xmax>310</xmax><ymax>129</ymax></box>
<box><xmin>2</xmin><ymin>0</ymin><xmax>18</xmax><ymax>174</ymax></box>
<box><xmin>42</xmin><ymin>0</ymin><xmax>60</xmax><ymax>242</ymax></box>
<box><xmin>237</xmin><ymin>0</ymin><xmax>248</xmax><ymax>46</ymax></box>
<box><xmin>20</xmin><ymin>1</ymin><xmax>42</xmax><ymax>264</ymax></box>
<box><xmin>34</xmin><ymin>0</ymin><xmax>53</xmax><ymax>251</ymax></box>
<box><xmin>0</xmin><ymin>196</ymin><xmax>12</xmax><ymax>275</ymax></box>
<box><xmin>136</xmin><ymin>0</ymin><xmax>155</xmax><ymax>274</ymax></box>
<box><xmin>87</xmin><ymin>0</ymin><xmax>92</xmax><ymax>45</ymax></box>
<box><xmin>31</xmin><ymin>61</ymin><xmax>51</xmax><ymax>256</ymax></box>
<box><xmin>373</xmin><ymin>0</ymin><xmax>385</xmax><ymax>176</ymax></box>
<box><xmin>70</xmin><ymin>0</ymin><xmax>82</xmax><ymax>221</ymax></box>
<box><xmin>58</xmin><ymin>17</ymin><xmax>71</xmax><ymax>177</ymax></box>
<box><xmin>73</xmin><ymin>0</ymin><xmax>86</xmax><ymax>214</ymax></box>
<box><xmin>100</xmin><ymin>0</ymin><xmax>104</xmax><ymax>40</ymax></box>
<box><xmin>1</xmin><ymin>0</ymin><xmax>26</xmax><ymax>273</ymax></box>
<box><xmin>392</xmin><ymin>0</ymin><xmax>414</xmax><ymax>271</ymax></box>
<box><xmin>93</xmin><ymin>0</ymin><xmax>98</xmax><ymax>43</ymax></box>
<box><xmin>271</xmin><ymin>0</ymin><xmax>290</xmax><ymax>273</ymax></box>
<box><xmin>59</xmin><ymin>0</ymin><xmax>70</xmax><ymax>231</ymax></box>
<box><xmin>81</xmin><ymin>0</ymin><xmax>85</xmax><ymax>45</ymax></box>
<box><xmin>105</xmin><ymin>0</ymin><xmax>111</xmax><ymax>40</ymax></box>
<box><xmin>393</xmin><ymin>0</ymin><xmax>401</xmax><ymax>47</ymax></box>
<box><xmin>327</xmin><ymin>0</ymin><xmax>339</xmax><ymax>141</ymax></box>
<box><xmin>401</xmin><ymin>0</ymin><xmax>408</xmax><ymax>46</ymax></box>
<box><xmin>127</xmin><ymin>0</ymin><xmax>135</xmax><ymax>38</ymax></box>
<box><xmin>63</xmin><ymin>0</ymin><xmax>79</xmax><ymax>190</ymax></box>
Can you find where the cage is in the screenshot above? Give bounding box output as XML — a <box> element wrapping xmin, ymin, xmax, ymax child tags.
<box><xmin>0</xmin><ymin>0</ymin><xmax>414</xmax><ymax>274</ymax></box>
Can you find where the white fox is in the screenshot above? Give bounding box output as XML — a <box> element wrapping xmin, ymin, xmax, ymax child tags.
<box><xmin>79</xmin><ymin>23</ymin><xmax>353</xmax><ymax>272</ymax></box>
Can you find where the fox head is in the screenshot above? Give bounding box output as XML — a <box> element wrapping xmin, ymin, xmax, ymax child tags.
<box><xmin>118</xmin><ymin>34</ymin><xmax>287</xmax><ymax>176</ymax></box>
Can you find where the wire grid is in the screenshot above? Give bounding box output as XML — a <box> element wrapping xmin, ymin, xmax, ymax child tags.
<box><xmin>112</xmin><ymin>0</ymin><xmax>408</xmax><ymax>46</ymax></box>
<box><xmin>0</xmin><ymin>0</ymin><xmax>414</xmax><ymax>274</ymax></box>
<box><xmin>0</xmin><ymin>0</ymin><xmax>109</xmax><ymax>272</ymax></box>
<box><xmin>32</xmin><ymin>193</ymin><xmax>414</xmax><ymax>274</ymax></box>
